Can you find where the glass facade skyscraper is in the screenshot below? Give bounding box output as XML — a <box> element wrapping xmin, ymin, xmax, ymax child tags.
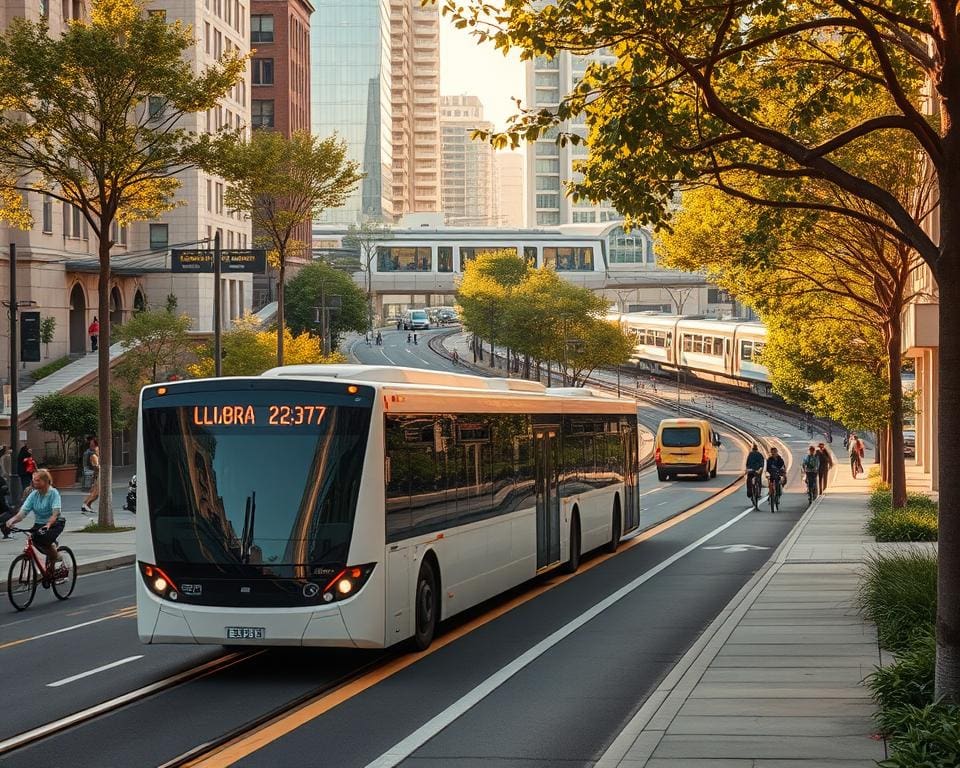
<box><xmin>312</xmin><ymin>0</ymin><xmax>393</xmax><ymax>223</ymax></box>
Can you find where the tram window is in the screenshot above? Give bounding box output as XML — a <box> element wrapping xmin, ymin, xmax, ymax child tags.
<box><xmin>683</xmin><ymin>335</ymin><xmax>692</xmax><ymax>352</ymax></box>
<box><xmin>438</xmin><ymin>247</ymin><xmax>453</xmax><ymax>273</ymax></box>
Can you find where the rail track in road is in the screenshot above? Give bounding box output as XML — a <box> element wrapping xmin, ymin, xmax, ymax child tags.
<box><xmin>2</xmin><ymin>333</ymin><xmax>794</xmax><ymax>768</ymax></box>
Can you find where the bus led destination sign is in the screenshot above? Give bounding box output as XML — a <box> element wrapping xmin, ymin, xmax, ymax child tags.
<box><xmin>191</xmin><ymin>404</ymin><xmax>327</xmax><ymax>427</ymax></box>
<box><xmin>171</xmin><ymin>249</ymin><xmax>267</xmax><ymax>274</ymax></box>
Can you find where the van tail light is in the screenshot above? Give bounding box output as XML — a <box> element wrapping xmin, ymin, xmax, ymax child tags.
<box><xmin>702</xmin><ymin>446</ymin><xmax>708</xmax><ymax>464</ymax></box>
<box><xmin>655</xmin><ymin>446</ymin><xmax>661</xmax><ymax>464</ymax></box>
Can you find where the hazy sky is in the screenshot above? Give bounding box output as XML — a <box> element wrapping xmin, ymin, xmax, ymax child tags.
<box><xmin>438</xmin><ymin>14</ymin><xmax>525</xmax><ymax>130</ymax></box>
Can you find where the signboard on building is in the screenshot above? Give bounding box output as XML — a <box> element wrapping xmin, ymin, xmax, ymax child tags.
<box><xmin>20</xmin><ymin>311</ymin><xmax>40</xmax><ymax>362</ymax></box>
<box><xmin>170</xmin><ymin>249</ymin><xmax>267</xmax><ymax>274</ymax></box>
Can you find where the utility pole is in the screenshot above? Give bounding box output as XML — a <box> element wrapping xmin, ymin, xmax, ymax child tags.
<box><xmin>7</xmin><ymin>244</ymin><xmax>18</xmax><ymax>502</ymax></box>
<box><xmin>213</xmin><ymin>230</ymin><xmax>222</xmax><ymax>377</ymax></box>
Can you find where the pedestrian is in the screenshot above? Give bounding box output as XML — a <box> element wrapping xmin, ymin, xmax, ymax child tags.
<box><xmin>413</xmin><ymin>333</ymin><xmax>418</xmax><ymax>345</ymax></box>
<box><xmin>452</xmin><ymin>349</ymin><xmax>460</xmax><ymax>365</ymax></box>
<box><xmin>376</xmin><ymin>331</ymin><xmax>383</xmax><ymax>346</ymax></box>
<box><xmin>81</xmin><ymin>437</ymin><xmax>100</xmax><ymax>515</ymax></box>
<box><xmin>89</xmin><ymin>315</ymin><xmax>100</xmax><ymax>352</ymax></box>
<box><xmin>407</xmin><ymin>332</ymin><xmax>412</xmax><ymax>344</ymax></box>
<box><xmin>848</xmin><ymin>433</ymin><xmax>862</xmax><ymax>478</ymax></box>
<box><xmin>0</xmin><ymin>474</ymin><xmax>12</xmax><ymax>538</ymax></box>
<box><xmin>397</xmin><ymin>319</ymin><xmax>402</xmax><ymax>331</ymax></box>
<box><xmin>816</xmin><ymin>442</ymin><xmax>833</xmax><ymax>494</ymax></box>
<box><xmin>365</xmin><ymin>331</ymin><xmax>372</xmax><ymax>346</ymax></box>
<box><xmin>843</xmin><ymin>432</ymin><xmax>851</xmax><ymax>450</ymax></box>
<box><xmin>17</xmin><ymin>445</ymin><xmax>35</xmax><ymax>498</ymax></box>
<box><xmin>0</xmin><ymin>445</ymin><xmax>9</xmax><ymax>490</ymax></box>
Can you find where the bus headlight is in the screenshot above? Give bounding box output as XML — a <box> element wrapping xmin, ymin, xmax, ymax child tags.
<box><xmin>320</xmin><ymin>564</ymin><xmax>375</xmax><ymax>603</ymax></box>
<box><xmin>139</xmin><ymin>561</ymin><xmax>179</xmax><ymax>601</ymax></box>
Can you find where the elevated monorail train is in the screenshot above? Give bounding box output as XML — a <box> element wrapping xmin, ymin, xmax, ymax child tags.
<box><xmin>611</xmin><ymin>313</ymin><xmax>771</xmax><ymax>397</ymax></box>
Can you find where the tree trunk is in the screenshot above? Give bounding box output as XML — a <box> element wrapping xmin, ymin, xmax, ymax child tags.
<box><xmin>885</xmin><ymin>323</ymin><xmax>908</xmax><ymax>508</ymax></box>
<box><xmin>96</xmin><ymin>234</ymin><xmax>114</xmax><ymax>528</ymax></box>
<box><xmin>277</xmin><ymin>254</ymin><xmax>285</xmax><ymax>366</ymax></box>
<box><xmin>489</xmin><ymin>339</ymin><xmax>495</xmax><ymax>368</ymax></box>
<box><xmin>937</xmin><ymin>245</ymin><xmax>960</xmax><ymax>703</ymax></box>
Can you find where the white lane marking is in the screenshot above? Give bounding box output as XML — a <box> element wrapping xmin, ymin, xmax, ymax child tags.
<box><xmin>47</xmin><ymin>655</ymin><xmax>144</xmax><ymax>687</ymax></box>
<box><xmin>1</xmin><ymin>611</ymin><xmax>135</xmax><ymax>649</ymax></box>
<box><xmin>364</xmin><ymin>505</ymin><xmax>755</xmax><ymax>768</ymax></box>
<box><xmin>703</xmin><ymin>544</ymin><xmax>770</xmax><ymax>553</ymax></box>
<box><xmin>0</xmin><ymin>652</ymin><xmax>255</xmax><ymax>755</ymax></box>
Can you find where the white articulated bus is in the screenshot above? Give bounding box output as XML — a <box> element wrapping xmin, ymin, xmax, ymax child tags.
<box><xmin>135</xmin><ymin>366</ymin><xmax>641</xmax><ymax>650</ymax></box>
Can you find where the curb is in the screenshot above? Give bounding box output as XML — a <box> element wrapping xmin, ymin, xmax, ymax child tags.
<box><xmin>0</xmin><ymin>553</ymin><xmax>134</xmax><ymax>593</ymax></box>
<box><xmin>595</xmin><ymin>490</ymin><xmax>831</xmax><ymax>767</ymax></box>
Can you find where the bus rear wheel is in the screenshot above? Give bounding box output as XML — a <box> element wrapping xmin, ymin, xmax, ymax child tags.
<box><xmin>413</xmin><ymin>559</ymin><xmax>439</xmax><ymax>651</ymax></box>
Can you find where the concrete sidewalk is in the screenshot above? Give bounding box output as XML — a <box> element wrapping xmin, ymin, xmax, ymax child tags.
<box><xmin>0</xmin><ymin>466</ymin><xmax>137</xmax><ymax>588</ymax></box>
<box><xmin>597</xmin><ymin>464</ymin><xmax>896</xmax><ymax>767</ymax></box>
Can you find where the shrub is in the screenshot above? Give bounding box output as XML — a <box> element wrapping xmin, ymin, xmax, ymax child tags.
<box><xmin>868</xmin><ymin>631</ymin><xmax>935</xmax><ymax>734</ymax></box>
<box><xmin>867</xmin><ymin>508</ymin><xmax>939</xmax><ymax>542</ymax></box>
<box><xmin>879</xmin><ymin>704</ymin><xmax>960</xmax><ymax>768</ymax></box>
<box><xmin>859</xmin><ymin>549</ymin><xmax>937</xmax><ymax>653</ymax></box>
<box><xmin>31</xmin><ymin>355</ymin><xmax>71</xmax><ymax>381</ymax></box>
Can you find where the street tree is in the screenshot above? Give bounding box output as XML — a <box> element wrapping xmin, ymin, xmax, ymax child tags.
<box><xmin>188</xmin><ymin>315</ymin><xmax>346</xmax><ymax>377</ymax></box>
<box><xmin>114</xmin><ymin>307</ymin><xmax>193</xmax><ymax>398</ymax></box>
<box><xmin>283</xmin><ymin>261</ymin><xmax>367</xmax><ymax>349</ymax></box>
<box><xmin>344</xmin><ymin>220</ymin><xmax>393</xmax><ymax>332</ymax></box>
<box><xmin>222</xmin><ymin>131</ymin><xmax>362</xmax><ymax>365</ymax></box>
<box><xmin>439</xmin><ymin>0</ymin><xmax>960</xmax><ymax>700</ymax></box>
<box><xmin>659</xmin><ymin>167</ymin><xmax>931</xmax><ymax>503</ymax></box>
<box><xmin>0</xmin><ymin>0</ymin><xmax>244</xmax><ymax>527</ymax></box>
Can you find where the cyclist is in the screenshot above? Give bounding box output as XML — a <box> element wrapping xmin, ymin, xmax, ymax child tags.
<box><xmin>1</xmin><ymin>468</ymin><xmax>65</xmax><ymax>580</ymax></box>
<box><xmin>848</xmin><ymin>434</ymin><xmax>863</xmax><ymax>478</ymax></box>
<box><xmin>802</xmin><ymin>445</ymin><xmax>820</xmax><ymax>500</ymax></box>
<box><xmin>765</xmin><ymin>447</ymin><xmax>786</xmax><ymax>507</ymax></box>
<box><xmin>745</xmin><ymin>443</ymin><xmax>765</xmax><ymax>501</ymax></box>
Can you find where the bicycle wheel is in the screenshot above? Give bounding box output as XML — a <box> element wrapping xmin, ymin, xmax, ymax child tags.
<box><xmin>8</xmin><ymin>554</ymin><xmax>38</xmax><ymax>611</ymax></box>
<box><xmin>52</xmin><ymin>546</ymin><xmax>77</xmax><ymax>600</ymax></box>
<box><xmin>768</xmin><ymin>486</ymin><xmax>777</xmax><ymax>513</ymax></box>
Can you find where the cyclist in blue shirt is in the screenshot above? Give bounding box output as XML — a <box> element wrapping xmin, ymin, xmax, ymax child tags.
<box><xmin>1</xmin><ymin>468</ymin><xmax>65</xmax><ymax>576</ymax></box>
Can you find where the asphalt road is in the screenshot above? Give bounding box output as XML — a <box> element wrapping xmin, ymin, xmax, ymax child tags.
<box><xmin>0</xmin><ymin>329</ymin><xmax>809</xmax><ymax>768</ymax></box>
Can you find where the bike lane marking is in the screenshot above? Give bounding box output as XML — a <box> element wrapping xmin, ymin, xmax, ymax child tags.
<box><xmin>0</xmin><ymin>606</ymin><xmax>136</xmax><ymax>651</ymax></box>
<box><xmin>47</xmin><ymin>655</ymin><xmax>144</xmax><ymax>687</ymax></box>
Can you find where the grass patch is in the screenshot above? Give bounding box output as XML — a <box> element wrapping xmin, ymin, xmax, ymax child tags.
<box><xmin>868</xmin><ymin>630</ymin><xmax>936</xmax><ymax>733</ymax></box>
<box><xmin>31</xmin><ymin>355</ymin><xmax>72</xmax><ymax>381</ymax></box>
<box><xmin>878</xmin><ymin>703</ymin><xmax>960</xmax><ymax>768</ymax></box>
<box><xmin>859</xmin><ymin>549</ymin><xmax>937</xmax><ymax>653</ymax></box>
<box><xmin>866</xmin><ymin>488</ymin><xmax>938</xmax><ymax>542</ymax></box>
<box><xmin>78</xmin><ymin>524</ymin><xmax>135</xmax><ymax>533</ymax></box>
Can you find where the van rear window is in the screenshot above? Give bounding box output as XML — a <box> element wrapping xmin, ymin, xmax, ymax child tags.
<box><xmin>661</xmin><ymin>427</ymin><xmax>701</xmax><ymax>447</ymax></box>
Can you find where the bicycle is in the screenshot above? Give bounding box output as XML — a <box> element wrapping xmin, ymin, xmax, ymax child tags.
<box><xmin>767</xmin><ymin>473</ymin><xmax>782</xmax><ymax>513</ymax></box>
<box><xmin>747</xmin><ymin>470</ymin><xmax>763</xmax><ymax>510</ymax></box>
<box><xmin>805</xmin><ymin>472</ymin><xmax>818</xmax><ymax>505</ymax></box>
<box><xmin>6</xmin><ymin>527</ymin><xmax>76</xmax><ymax>610</ymax></box>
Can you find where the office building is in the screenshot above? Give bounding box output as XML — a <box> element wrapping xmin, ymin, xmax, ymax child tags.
<box><xmin>440</xmin><ymin>95</ymin><xmax>496</xmax><ymax>226</ymax></box>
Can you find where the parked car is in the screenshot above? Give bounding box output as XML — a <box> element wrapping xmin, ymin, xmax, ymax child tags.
<box><xmin>903</xmin><ymin>429</ymin><xmax>916</xmax><ymax>458</ymax></box>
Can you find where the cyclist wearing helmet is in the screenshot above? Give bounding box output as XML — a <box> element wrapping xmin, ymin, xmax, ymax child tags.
<box><xmin>1</xmin><ymin>468</ymin><xmax>65</xmax><ymax>577</ymax></box>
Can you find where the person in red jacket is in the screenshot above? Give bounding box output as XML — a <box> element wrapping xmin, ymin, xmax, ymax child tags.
<box><xmin>88</xmin><ymin>316</ymin><xmax>100</xmax><ymax>352</ymax></box>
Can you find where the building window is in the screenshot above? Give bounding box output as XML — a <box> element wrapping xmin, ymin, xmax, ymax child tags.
<box><xmin>250</xmin><ymin>14</ymin><xmax>274</xmax><ymax>43</ymax></box>
<box><xmin>543</xmin><ymin>246</ymin><xmax>594</xmax><ymax>271</ymax></box>
<box><xmin>205</xmin><ymin>22</ymin><xmax>210</xmax><ymax>54</ymax></box>
<box><xmin>535</xmin><ymin>194</ymin><xmax>559</xmax><ymax>210</ymax></box>
<box><xmin>536</xmin><ymin>211</ymin><xmax>561</xmax><ymax>226</ymax></box>
<box><xmin>437</xmin><ymin>246</ymin><xmax>452</xmax><ymax>273</ymax></box>
<box><xmin>251</xmin><ymin>99</ymin><xmax>274</xmax><ymax>128</ymax></box>
<box><xmin>206</xmin><ymin>179</ymin><xmax>212</xmax><ymax>211</ymax></box>
<box><xmin>148</xmin><ymin>96</ymin><xmax>166</xmax><ymax>119</ymax></box>
<box><xmin>149</xmin><ymin>223</ymin><xmax>169</xmax><ymax>251</ymax></box>
<box><xmin>523</xmin><ymin>246</ymin><xmax>538</xmax><ymax>267</ymax></box>
<box><xmin>215</xmin><ymin>182</ymin><xmax>224</xmax><ymax>214</ymax></box>
<box><xmin>535</xmin><ymin>175</ymin><xmax>560</xmax><ymax>191</ymax></box>
<box><xmin>708</xmin><ymin>288</ymin><xmax>733</xmax><ymax>304</ymax></box>
<box><xmin>377</xmin><ymin>246</ymin><xmax>432</xmax><ymax>272</ymax></box>
<box><xmin>534</xmin><ymin>141</ymin><xmax>559</xmax><ymax>158</ymax></box>
<box><xmin>40</xmin><ymin>0</ymin><xmax>49</xmax><ymax>19</ymax></box>
<box><xmin>41</xmin><ymin>197</ymin><xmax>52</xmax><ymax>233</ymax></box>
<box><xmin>252</xmin><ymin>58</ymin><xmax>273</xmax><ymax>85</ymax></box>
<box><xmin>63</xmin><ymin>204</ymin><xmax>82</xmax><ymax>238</ymax></box>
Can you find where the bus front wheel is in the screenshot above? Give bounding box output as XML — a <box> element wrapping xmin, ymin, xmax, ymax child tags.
<box><xmin>561</xmin><ymin>515</ymin><xmax>581</xmax><ymax>574</ymax></box>
<box><xmin>413</xmin><ymin>559</ymin><xmax>439</xmax><ymax>651</ymax></box>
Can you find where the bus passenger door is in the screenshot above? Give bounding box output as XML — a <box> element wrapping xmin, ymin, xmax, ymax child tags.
<box><xmin>622</xmin><ymin>425</ymin><xmax>640</xmax><ymax>531</ymax></box>
<box><xmin>535</xmin><ymin>430</ymin><xmax>560</xmax><ymax>569</ymax></box>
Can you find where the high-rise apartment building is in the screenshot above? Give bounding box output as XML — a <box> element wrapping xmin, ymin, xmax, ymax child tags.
<box><xmin>310</xmin><ymin>0</ymin><xmax>439</xmax><ymax>225</ymax></box>
<box><xmin>525</xmin><ymin>50</ymin><xmax>620</xmax><ymax>226</ymax></box>
<box><xmin>440</xmin><ymin>94</ymin><xmax>496</xmax><ymax>226</ymax></box>
<box><xmin>495</xmin><ymin>153</ymin><xmax>524</xmax><ymax>227</ymax></box>
<box><xmin>391</xmin><ymin>1</ymin><xmax>441</xmax><ymax>215</ymax></box>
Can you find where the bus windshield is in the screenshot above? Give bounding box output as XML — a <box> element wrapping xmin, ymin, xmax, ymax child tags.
<box><xmin>142</xmin><ymin>391</ymin><xmax>371</xmax><ymax>578</ymax></box>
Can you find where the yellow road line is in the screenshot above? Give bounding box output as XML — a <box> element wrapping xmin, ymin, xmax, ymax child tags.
<box><xmin>0</xmin><ymin>605</ymin><xmax>136</xmax><ymax>651</ymax></box>
<box><xmin>188</xmin><ymin>480</ymin><xmax>743</xmax><ymax>768</ymax></box>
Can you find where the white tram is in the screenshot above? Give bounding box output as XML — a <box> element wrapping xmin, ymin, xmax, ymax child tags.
<box><xmin>613</xmin><ymin>313</ymin><xmax>771</xmax><ymax>396</ymax></box>
<box><xmin>135</xmin><ymin>367</ymin><xmax>641</xmax><ymax>650</ymax></box>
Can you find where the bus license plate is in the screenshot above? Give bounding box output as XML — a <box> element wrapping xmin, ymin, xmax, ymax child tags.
<box><xmin>226</xmin><ymin>626</ymin><xmax>265</xmax><ymax>640</ymax></box>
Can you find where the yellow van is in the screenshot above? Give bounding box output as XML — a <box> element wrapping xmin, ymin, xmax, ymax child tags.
<box><xmin>655</xmin><ymin>418</ymin><xmax>721</xmax><ymax>481</ymax></box>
